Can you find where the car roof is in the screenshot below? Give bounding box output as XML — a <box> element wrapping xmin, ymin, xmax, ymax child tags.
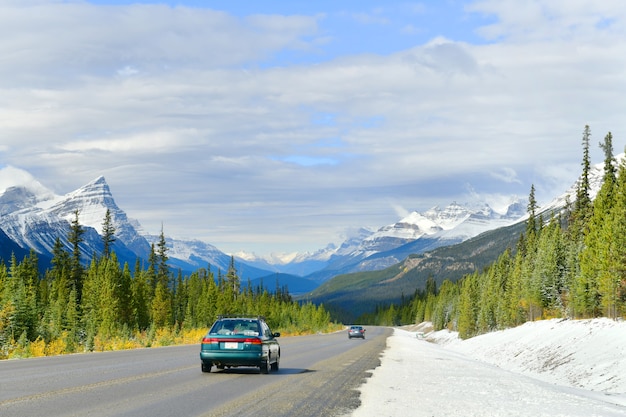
<box><xmin>221</xmin><ymin>317</ymin><xmax>258</xmax><ymax>320</ymax></box>
<box><xmin>217</xmin><ymin>315</ymin><xmax>265</xmax><ymax>321</ymax></box>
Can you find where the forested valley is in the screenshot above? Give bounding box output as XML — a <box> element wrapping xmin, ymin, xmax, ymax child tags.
<box><xmin>0</xmin><ymin>210</ymin><xmax>336</xmax><ymax>359</ymax></box>
<box><xmin>364</xmin><ymin>126</ymin><xmax>626</xmax><ymax>338</ymax></box>
<box><xmin>2</xmin><ymin>125</ymin><xmax>622</xmax><ymax>358</ymax></box>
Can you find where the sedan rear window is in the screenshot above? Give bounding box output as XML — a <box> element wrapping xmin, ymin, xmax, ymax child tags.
<box><xmin>210</xmin><ymin>320</ymin><xmax>260</xmax><ymax>336</ymax></box>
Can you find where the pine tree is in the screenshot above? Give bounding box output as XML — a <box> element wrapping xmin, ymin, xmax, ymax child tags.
<box><xmin>172</xmin><ymin>271</ymin><xmax>186</xmax><ymax>326</ymax></box>
<box><xmin>431</xmin><ymin>280</ymin><xmax>459</xmax><ymax>331</ymax></box>
<box><xmin>226</xmin><ymin>256</ymin><xmax>240</xmax><ymax>295</ymax></box>
<box><xmin>45</xmin><ymin>242</ymin><xmax>72</xmax><ymax>340</ymax></box>
<box><xmin>101</xmin><ymin>208</ymin><xmax>116</xmax><ymax>258</ymax></box>
<box><xmin>565</xmin><ymin>126</ymin><xmax>594</xmax><ymax>317</ymax></box>
<box><xmin>146</xmin><ymin>244</ymin><xmax>158</xmax><ymax>294</ymax></box>
<box><xmin>68</xmin><ymin>210</ymin><xmax>85</xmax><ymax>303</ymax></box>
<box><xmin>457</xmin><ymin>273</ymin><xmax>479</xmax><ymax>339</ymax></box>
<box><xmin>526</xmin><ymin>184</ymin><xmax>539</xmax><ymax>239</ymax></box>
<box><xmin>504</xmin><ymin>248</ymin><xmax>527</xmax><ymax>326</ymax></box>
<box><xmin>151</xmin><ymin>282</ymin><xmax>172</xmax><ymax>328</ymax></box>
<box><xmin>571</xmin><ymin>125</ymin><xmax>593</xmax><ymax>238</ymax></box>
<box><xmin>577</xmin><ymin>132</ymin><xmax>617</xmax><ymax>317</ymax></box>
<box><xmin>600</xmin><ymin>140</ymin><xmax>626</xmax><ymax>318</ymax></box>
<box><xmin>4</xmin><ymin>254</ymin><xmax>38</xmax><ymax>342</ymax></box>
<box><xmin>116</xmin><ymin>260</ymin><xmax>133</xmax><ymax>328</ymax></box>
<box><xmin>131</xmin><ymin>269</ymin><xmax>151</xmax><ymax>331</ymax></box>
<box><xmin>534</xmin><ymin>217</ymin><xmax>566</xmax><ymax>315</ymax></box>
<box><xmin>156</xmin><ymin>225</ymin><xmax>169</xmax><ymax>288</ymax></box>
<box><xmin>599</xmin><ymin>132</ymin><xmax>616</xmax><ymax>195</ymax></box>
<box><xmin>425</xmin><ymin>276</ymin><xmax>437</xmax><ymax>297</ymax></box>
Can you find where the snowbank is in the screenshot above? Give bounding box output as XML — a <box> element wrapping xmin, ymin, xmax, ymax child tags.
<box><xmin>432</xmin><ymin>318</ymin><xmax>626</xmax><ymax>394</ymax></box>
<box><xmin>348</xmin><ymin>319</ymin><xmax>626</xmax><ymax>416</ymax></box>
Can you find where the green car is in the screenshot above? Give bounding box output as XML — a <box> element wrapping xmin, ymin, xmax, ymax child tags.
<box><xmin>200</xmin><ymin>315</ymin><xmax>281</xmax><ymax>374</ymax></box>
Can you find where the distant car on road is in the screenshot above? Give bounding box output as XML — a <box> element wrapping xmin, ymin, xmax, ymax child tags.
<box><xmin>348</xmin><ymin>325</ymin><xmax>366</xmax><ymax>339</ymax></box>
<box><xmin>200</xmin><ymin>315</ymin><xmax>280</xmax><ymax>374</ymax></box>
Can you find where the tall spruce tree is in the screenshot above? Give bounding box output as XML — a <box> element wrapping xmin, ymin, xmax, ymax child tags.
<box><xmin>564</xmin><ymin>126</ymin><xmax>594</xmax><ymax>316</ymax></box>
<box><xmin>226</xmin><ymin>256</ymin><xmax>240</xmax><ymax>295</ymax></box>
<box><xmin>577</xmin><ymin>132</ymin><xmax>617</xmax><ymax>317</ymax></box>
<box><xmin>595</xmin><ymin>132</ymin><xmax>620</xmax><ymax>317</ymax></box>
<box><xmin>68</xmin><ymin>210</ymin><xmax>85</xmax><ymax>303</ymax></box>
<box><xmin>146</xmin><ymin>243</ymin><xmax>158</xmax><ymax>295</ymax></box>
<box><xmin>457</xmin><ymin>273</ymin><xmax>479</xmax><ymax>339</ymax></box>
<box><xmin>101</xmin><ymin>209</ymin><xmax>116</xmax><ymax>258</ymax></box>
<box><xmin>526</xmin><ymin>184</ymin><xmax>538</xmax><ymax>238</ymax></box>
<box><xmin>599</xmin><ymin>132</ymin><xmax>616</xmax><ymax>198</ymax></box>
<box><xmin>572</xmin><ymin>125</ymin><xmax>593</xmax><ymax>234</ymax></box>
<box><xmin>156</xmin><ymin>225</ymin><xmax>169</xmax><ymax>288</ymax></box>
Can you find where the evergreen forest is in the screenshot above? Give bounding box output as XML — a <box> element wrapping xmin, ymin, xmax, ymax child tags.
<box><xmin>363</xmin><ymin>126</ymin><xmax>626</xmax><ymax>338</ymax></box>
<box><xmin>0</xmin><ymin>211</ymin><xmax>336</xmax><ymax>359</ymax></box>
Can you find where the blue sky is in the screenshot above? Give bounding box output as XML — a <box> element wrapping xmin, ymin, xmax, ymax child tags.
<box><xmin>0</xmin><ymin>0</ymin><xmax>625</xmax><ymax>256</ymax></box>
<box><xmin>85</xmin><ymin>0</ymin><xmax>496</xmax><ymax>66</ymax></box>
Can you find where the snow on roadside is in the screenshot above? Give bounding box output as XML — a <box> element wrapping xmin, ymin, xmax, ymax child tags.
<box><xmin>432</xmin><ymin>318</ymin><xmax>626</xmax><ymax>395</ymax></box>
<box><xmin>348</xmin><ymin>319</ymin><xmax>626</xmax><ymax>417</ymax></box>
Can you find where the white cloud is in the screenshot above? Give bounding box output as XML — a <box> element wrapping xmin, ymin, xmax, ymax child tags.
<box><xmin>468</xmin><ymin>0</ymin><xmax>626</xmax><ymax>42</ymax></box>
<box><xmin>391</xmin><ymin>203</ymin><xmax>411</xmax><ymax>219</ymax></box>
<box><xmin>0</xmin><ymin>165</ymin><xmax>52</xmax><ymax>197</ymax></box>
<box><xmin>489</xmin><ymin>167</ymin><xmax>521</xmax><ymax>184</ymax></box>
<box><xmin>0</xmin><ymin>1</ymin><xmax>624</xmax><ymax>254</ymax></box>
<box><xmin>60</xmin><ymin>130</ymin><xmax>192</xmax><ymax>153</ymax></box>
<box><xmin>0</xmin><ymin>2</ymin><xmax>320</xmax><ymax>87</ymax></box>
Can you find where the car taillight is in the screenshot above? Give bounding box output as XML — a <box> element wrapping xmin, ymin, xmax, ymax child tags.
<box><xmin>201</xmin><ymin>337</ymin><xmax>261</xmax><ymax>344</ymax></box>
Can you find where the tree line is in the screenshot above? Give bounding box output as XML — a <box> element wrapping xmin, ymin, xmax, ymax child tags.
<box><xmin>362</xmin><ymin>126</ymin><xmax>626</xmax><ymax>338</ymax></box>
<box><xmin>0</xmin><ymin>210</ymin><xmax>336</xmax><ymax>359</ymax></box>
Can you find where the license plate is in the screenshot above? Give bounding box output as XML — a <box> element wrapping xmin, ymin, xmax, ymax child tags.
<box><xmin>224</xmin><ymin>342</ymin><xmax>239</xmax><ymax>349</ymax></box>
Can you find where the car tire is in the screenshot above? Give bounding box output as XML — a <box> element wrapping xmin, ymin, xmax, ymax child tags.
<box><xmin>201</xmin><ymin>362</ymin><xmax>212</xmax><ymax>373</ymax></box>
<box><xmin>260</xmin><ymin>360</ymin><xmax>270</xmax><ymax>374</ymax></box>
<box><xmin>271</xmin><ymin>355</ymin><xmax>280</xmax><ymax>372</ymax></box>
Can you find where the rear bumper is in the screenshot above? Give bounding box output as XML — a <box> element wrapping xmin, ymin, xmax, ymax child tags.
<box><xmin>200</xmin><ymin>350</ymin><xmax>266</xmax><ymax>367</ymax></box>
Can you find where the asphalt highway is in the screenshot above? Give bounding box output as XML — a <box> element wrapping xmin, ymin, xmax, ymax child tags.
<box><xmin>0</xmin><ymin>326</ymin><xmax>391</xmax><ymax>417</ymax></box>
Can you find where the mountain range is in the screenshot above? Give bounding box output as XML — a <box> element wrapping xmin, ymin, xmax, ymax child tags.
<box><xmin>300</xmin><ymin>155</ymin><xmax>616</xmax><ymax>320</ymax></box>
<box><xmin>0</xmin><ymin>143</ymin><xmax>616</xmax><ymax>326</ymax></box>
<box><xmin>2</xmin><ymin>152</ymin><xmax>611</xmax><ymax>304</ymax></box>
<box><xmin>0</xmin><ymin>165</ymin><xmax>529</xmax><ymax>294</ymax></box>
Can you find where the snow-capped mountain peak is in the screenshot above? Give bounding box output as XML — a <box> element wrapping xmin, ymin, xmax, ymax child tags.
<box><xmin>47</xmin><ymin>175</ymin><xmax>118</xmax><ymax>232</ymax></box>
<box><xmin>0</xmin><ymin>173</ymin><xmax>152</xmax><ymax>262</ymax></box>
<box><xmin>378</xmin><ymin>201</ymin><xmax>518</xmax><ymax>240</ymax></box>
<box><xmin>423</xmin><ymin>201</ymin><xmax>474</xmax><ymax>230</ymax></box>
<box><xmin>353</xmin><ymin>199</ymin><xmax>525</xmax><ymax>257</ymax></box>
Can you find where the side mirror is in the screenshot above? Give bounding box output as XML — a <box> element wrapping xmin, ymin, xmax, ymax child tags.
<box><xmin>273</xmin><ymin>332</ymin><xmax>281</xmax><ymax>338</ymax></box>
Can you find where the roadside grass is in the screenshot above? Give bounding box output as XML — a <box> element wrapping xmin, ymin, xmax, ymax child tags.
<box><xmin>2</xmin><ymin>323</ymin><xmax>344</xmax><ymax>359</ymax></box>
